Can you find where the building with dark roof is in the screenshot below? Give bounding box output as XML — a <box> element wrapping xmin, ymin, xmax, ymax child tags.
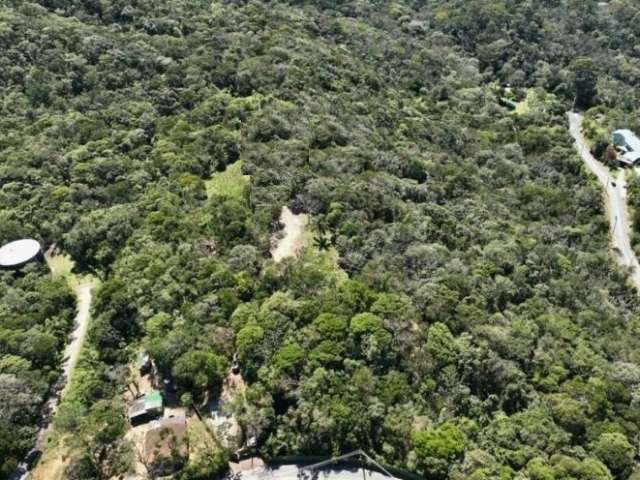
<box><xmin>128</xmin><ymin>390</ymin><xmax>163</xmax><ymax>425</ymax></box>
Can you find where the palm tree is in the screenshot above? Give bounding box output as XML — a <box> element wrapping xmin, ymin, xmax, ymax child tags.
<box><xmin>313</xmin><ymin>235</ymin><xmax>331</xmax><ymax>251</ymax></box>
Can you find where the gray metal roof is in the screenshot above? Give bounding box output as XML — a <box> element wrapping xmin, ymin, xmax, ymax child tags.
<box><xmin>129</xmin><ymin>399</ymin><xmax>147</xmax><ymax>418</ymax></box>
<box><xmin>0</xmin><ymin>239</ymin><xmax>42</xmax><ymax>267</ymax></box>
<box><xmin>613</xmin><ymin>129</ymin><xmax>640</xmax><ymax>152</ymax></box>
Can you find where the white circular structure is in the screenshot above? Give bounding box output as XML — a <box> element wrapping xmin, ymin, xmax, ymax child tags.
<box><xmin>0</xmin><ymin>239</ymin><xmax>43</xmax><ymax>269</ymax></box>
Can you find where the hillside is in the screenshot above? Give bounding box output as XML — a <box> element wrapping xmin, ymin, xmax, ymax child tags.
<box><xmin>2</xmin><ymin>1</ymin><xmax>640</xmax><ymax>479</ymax></box>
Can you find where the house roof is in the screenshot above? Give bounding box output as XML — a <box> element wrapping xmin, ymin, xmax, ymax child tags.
<box><xmin>621</xmin><ymin>151</ymin><xmax>640</xmax><ymax>166</ymax></box>
<box><xmin>129</xmin><ymin>391</ymin><xmax>163</xmax><ymax>420</ymax></box>
<box><xmin>613</xmin><ymin>129</ymin><xmax>640</xmax><ymax>152</ymax></box>
<box><xmin>145</xmin><ymin>390</ymin><xmax>163</xmax><ymax>411</ymax></box>
<box><xmin>144</xmin><ymin>416</ymin><xmax>188</xmax><ymax>465</ymax></box>
<box><xmin>129</xmin><ymin>398</ymin><xmax>147</xmax><ymax>419</ymax></box>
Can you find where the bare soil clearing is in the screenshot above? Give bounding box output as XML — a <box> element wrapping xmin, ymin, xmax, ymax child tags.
<box><xmin>271</xmin><ymin>206</ymin><xmax>308</xmax><ymax>262</ymax></box>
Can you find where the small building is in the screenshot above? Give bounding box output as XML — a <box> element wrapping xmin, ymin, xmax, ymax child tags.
<box><xmin>0</xmin><ymin>239</ymin><xmax>44</xmax><ymax>270</ymax></box>
<box><xmin>613</xmin><ymin>129</ymin><xmax>640</xmax><ymax>166</ymax></box>
<box><xmin>128</xmin><ymin>390</ymin><xmax>163</xmax><ymax>425</ymax></box>
<box><xmin>144</xmin><ymin>416</ymin><xmax>189</xmax><ymax>476</ymax></box>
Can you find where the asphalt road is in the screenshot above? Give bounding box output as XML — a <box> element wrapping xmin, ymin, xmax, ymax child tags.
<box><xmin>568</xmin><ymin>111</ymin><xmax>640</xmax><ymax>291</ymax></box>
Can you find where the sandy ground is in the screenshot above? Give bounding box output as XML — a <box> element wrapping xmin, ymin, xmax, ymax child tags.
<box><xmin>124</xmin><ymin>423</ymin><xmax>153</xmax><ymax>480</ymax></box>
<box><xmin>271</xmin><ymin>207</ymin><xmax>308</xmax><ymax>262</ymax></box>
<box><xmin>568</xmin><ymin>112</ymin><xmax>640</xmax><ymax>291</ymax></box>
<box><xmin>28</xmin><ymin>438</ymin><xmax>71</xmax><ymax>480</ymax></box>
<box><xmin>209</xmin><ymin>370</ymin><xmax>245</xmax><ymax>450</ymax></box>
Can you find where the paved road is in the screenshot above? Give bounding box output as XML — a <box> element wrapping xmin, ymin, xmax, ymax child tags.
<box><xmin>568</xmin><ymin>112</ymin><xmax>640</xmax><ymax>291</ymax></box>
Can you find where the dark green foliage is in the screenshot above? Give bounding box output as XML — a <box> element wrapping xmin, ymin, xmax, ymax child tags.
<box><xmin>0</xmin><ymin>269</ymin><xmax>75</xmax><ymax>475</ymax></box>
<box><xmin>2</xmin><ymin>1</ymin><xmax>640</xmax><ymax>479</ymax></box>
<box><xmin>172</xmin><ymin>350</ymin><xmax>228</xmax><ymax>398</ymax></box>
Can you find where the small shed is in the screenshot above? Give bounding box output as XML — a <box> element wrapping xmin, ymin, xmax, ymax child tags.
<box><xmin>129</xmin><ymin>398</ymin><xmax>148</xmax><ymax>425</ymax></box>
<box><xmin>144</xmin><ymin>416</ymin><xmax>188</xmax><ymax>476</ymax></box>
<box><xmin>144</xmin><ymin>390</ymin><xmax>163</xmax><ymax>416</ymax></box>
<box><xmin>0</xmin><ymin>239</ymin><xmax>44</xmax><ymax>270</ymax></box>
<box><xmin>128</xmin><ymin>390</ymin><xmax>163</xmax><ymax>425</ymax></box>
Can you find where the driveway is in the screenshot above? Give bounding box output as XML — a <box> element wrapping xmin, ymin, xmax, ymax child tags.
<box><xmin>568</xmin><ymin>112</ymin><xmax>640</xmax><ymax>291</ymax></box>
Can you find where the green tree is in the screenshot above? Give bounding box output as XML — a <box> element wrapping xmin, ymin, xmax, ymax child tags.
<box><xmin>591</xmin><ymin>433</ymin><xmax>634</xmax><ymax>479</ymax></box>
<box><xmin>572</xmin><ymin>57</ymin><xmax>598</xmax><ymax>109</ymax></box>
<box><xmin>172</xmin><ymin>350</ymin><xmax>228</xmax><ymax>397</ymax></box>
<box><xmin>425</xmin><ymin>322</ymin><xmax>458</xmax><ymax>367</ymax></box>
<box><xmin>413</xmin><ymin>422</ymin><xmax>467</xmax><ymax>479</ymax></box>
<box><xmin>68</xmin><ymin>400</ymin><xmax>132</xmax><ymax>480</ymax></box>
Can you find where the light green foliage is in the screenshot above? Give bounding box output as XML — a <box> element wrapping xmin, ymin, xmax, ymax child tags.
<box><xmin>313</xmin><ymin>313</ymin><xmax>348</xmax><ymax>339</ymax></box>
<box><xmin>524</xmin><ymin>456</ymin><xmax>612</xmax><ymax>480</ymax></box>
<box><xmin>66</xmin><ymin>399</ymin><xmax>132</xmax><ymax>480</ymax></box>
<box><xmin>413</xmin><ymin>422</ymin><xmax>466</xmax><ymax>478</ymax></box>
<box><xmin>350</xmin><ymin>313</ymin><xmax>383</xmax><ymax>336</ymax></box>
<box><xmin>273</xmin><ymin>343</ymin><xmax>305</xmax><ymax>374</ymax></box>
<box><xmin>425</xmin><ymin>322</ymin><xmax>458</xmax><ymax>366</ymax></box>
<box><xmin>205</xmin><ymin>160</ymin><xmax>250</xmax><ymax>200</ymax></box>
<box><xmin>591</xmin><ymin>433</ymin><xmax>634</xmax><ymax>478</ymax></box>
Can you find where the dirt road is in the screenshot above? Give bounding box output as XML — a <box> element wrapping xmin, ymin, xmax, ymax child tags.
<box><xmin>60</xmin><ymin>280</ymin><xmax>93</xmax><ymax>396</ymax></box>
<box><xmin>12</xmin><ymin>276</ymin><xmax>95</xmax><ymax>480</ymax></box>
<box><xmin>568</xmin><ymin>112</ymin><xmax>640</xmax><ymax>291</ymax></box>
<box><xmin>271</xmin><ymin>207</ymin><xmax>307</xmax><ymax>262</ymax></box>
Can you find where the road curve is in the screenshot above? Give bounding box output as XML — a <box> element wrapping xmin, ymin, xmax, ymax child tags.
<box><xmin>568</xmin><ymin>112</ymin><xmax>640</xmax><ymax>291</ymax></box>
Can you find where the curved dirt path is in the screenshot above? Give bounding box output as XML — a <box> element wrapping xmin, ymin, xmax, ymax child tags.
<box><xmin>12</xmin><ymin>277</ymin><xmax>95</xmax><ymax>480</ymax></box>
<box><xmin>568</xmin><ymin>112</ymin><xmax>640</xmax><ymax>291</ymax></box>
<box><xmin>60</xmin><ymin>280</ymin><xmax>93</xmax><ymax>396</ymax></box>
<box><xmin>271</xmin><ymin>207</ymin><xmax>308</xmax><ymax>262</ymax></box>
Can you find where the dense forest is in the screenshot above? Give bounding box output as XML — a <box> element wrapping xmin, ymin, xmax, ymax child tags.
<box><xmin>0</xmin><ymin>267</ymin><xmax>75</xmax><ymax>477</ymax></box>
<box><xmin>2</xmin><ymin>0</ymin><xmax>640</xmax><ymax>479</ymax></box>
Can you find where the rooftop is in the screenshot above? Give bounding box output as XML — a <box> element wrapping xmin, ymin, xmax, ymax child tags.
<box><xmin>129</xmin><ymin>398</ymin><xmax>147</xmax><ymax>419</ymax></box>
<box><xmin>128</xmin><ymin>391</ymin><xmax>163</xmax><ymax>420</ymax></box>
<box><xmin>613</xmin><ymin>129</ymin><xmax>640</xmax><ymax>152</ymax></box>
<box><xmin>0</xmin><ymin>239</ymin><xmax>42</xmax><ymax>267</ymax></box>
<box><xmin>145</xmin><ymin>390</ymin><xmax>163</xmax><ymax>411</ymax></box>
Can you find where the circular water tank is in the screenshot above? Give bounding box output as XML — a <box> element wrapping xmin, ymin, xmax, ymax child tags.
<box><xmin>0</xmin><ymin>239</ymin><xmax>43</xmax><ymax>269</ymax></box>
